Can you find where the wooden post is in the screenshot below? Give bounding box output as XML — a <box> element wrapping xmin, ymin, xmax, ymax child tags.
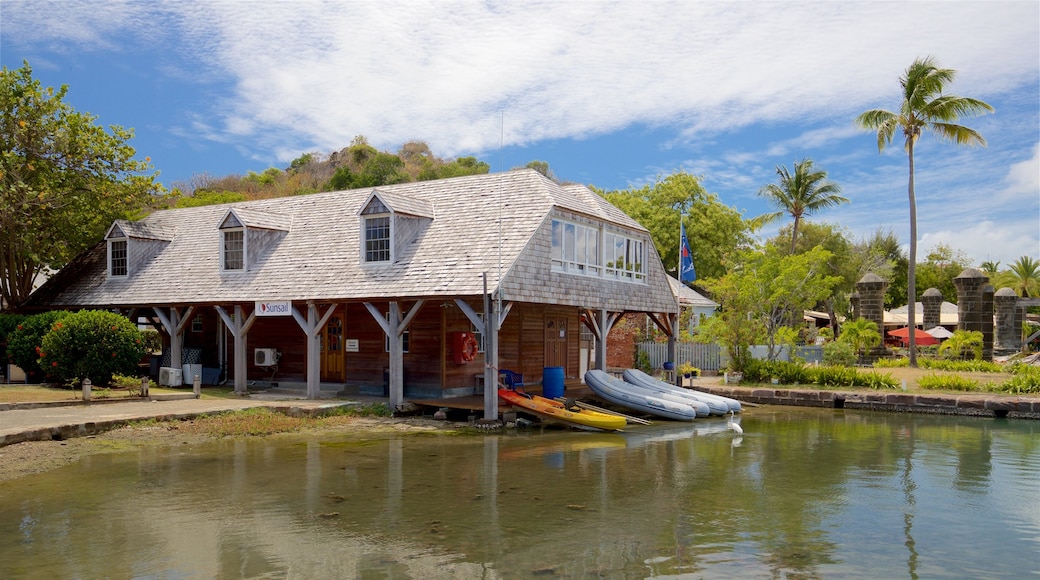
<box><xmin>140</xmin><ymin>376</ymin><xmax>149</xmax><ymax>398</ymax></box>
<box><xmin>82</xmin><ymin>378</ymin><xmax>91</xmax><ymax>402</ymax></box>
<box><xmin>193</xmin><ymin>374</ymin><xmax>201</xmax><ymax>398</ymax></box>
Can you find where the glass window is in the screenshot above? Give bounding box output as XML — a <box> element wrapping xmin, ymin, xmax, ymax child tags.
<box><xmin>223</xmin><ymin>229</ymin><xmax>244</xmax><ymax>271</ymax></box>
<box><xmin>365</xmin><ymin>216</ymin><xmax>391</xmax><ymax>263</ymax></box>
<box><xmin>550</xmin><ymin>218</ymin><xmax>645</xmax><ymax>284</ymax></box>
<box><xmin>109</xmin><ymin>239</ymin><xmax>127</xmax><ymax>277</ymax></box>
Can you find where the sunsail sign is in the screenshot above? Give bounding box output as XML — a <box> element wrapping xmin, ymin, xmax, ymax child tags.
<box><xmin>255</xmin><ymin>301</ymin><xmax>292</xmax><ymax>317</ymax></box>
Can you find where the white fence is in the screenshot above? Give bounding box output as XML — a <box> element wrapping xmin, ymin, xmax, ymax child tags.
<box><xmin>638</xmin><ymin>342</ymin><xmax>823</xmax><ymax>371</ymax></box>
<box><xmin>638</xmin><ymin>342</ymin><xmax>722</xmax><ymax>371</ymax></box>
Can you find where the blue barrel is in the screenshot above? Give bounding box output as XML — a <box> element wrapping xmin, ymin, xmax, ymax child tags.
<box><xmin>543</xmin><ymin>366</ymin><xmax>565</xmax><ymax>399</ymax></box>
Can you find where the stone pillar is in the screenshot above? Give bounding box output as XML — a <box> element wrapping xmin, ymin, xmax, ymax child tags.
<box><xmin>855</xmin><ymin>273</ymin><xmax>888</xmax><ymax>358</ymax></box>
<box><xmin>921</xmin><ymin>288</ymin><xmax>943</xmax><ymax>330</ymax></box>
<box><xmin>993</xmin><ymin>288</ymin><xmax>1021</xmax><ymax>355</ymax></box>
<box><xmin>953</xmin><ymin>268</ymin><xmax>992</xmax><ymax>360</ymax></box>
<box><xmin>855</xmin><ymin>273</ymin><xmax>887</xmax><ymax>332</ymax></box>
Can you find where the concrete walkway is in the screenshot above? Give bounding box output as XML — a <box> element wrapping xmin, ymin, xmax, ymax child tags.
<box><xmin>0</xmin><ymin>393</ymin><xmax>388</xmax><ymax>447</ymax></box>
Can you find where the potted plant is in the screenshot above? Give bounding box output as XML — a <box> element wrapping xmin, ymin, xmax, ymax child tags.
<box><xmin>677</xmin><ymin>362</ymin><xmax>700</xmax><ymax>380</ymax></box>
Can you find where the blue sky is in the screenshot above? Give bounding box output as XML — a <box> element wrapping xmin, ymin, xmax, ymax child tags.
<box><xmin>3</xmin><ymin>1</ymin><xmax>1038</xmax><ymax>267</ymax></box>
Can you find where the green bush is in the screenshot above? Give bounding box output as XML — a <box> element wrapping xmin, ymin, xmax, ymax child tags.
<box><xmin>6</xmin><ymin>311</ymin><xmax>71</xmax><ymax>381</ymax></box>
<box><xmin>922</xmin><ymin>358</ymin><xmax>1003</xmax><ymax>373</ymax></box>
<box><xmin>812</xmin><ymin>365</ymin><xmax>859</xmax><ymax>387</ymax></box>
<box><xmin>855</xmin><ymin>370</ymin><xmax>899</xmax><ymax>389</ymax></box>
<box><xmin>997</xmin><ymin>365</ymin><xmax>1040</xmax><ymax>394</ymax></box>
<box><xmin>874</xmin><ymin>357</ymin><xmax>909</xmax><ymax>368</ymax></box>
<box><xmin>0</xmin><ymin>313</ymin><xmax>27</xmax><ymax>357</ymax></box>
<box><xmin>823</xmin><ymin>340</ymin><xmax>856</xmax><ymax>367</ymax></box>
<box><xmin>918</xmin><ymin>373</ymin><xmax>980</xmax><ymax>392</ymax></box>
<box><xmin>39</xmin><ymin>310</ymin><xmax>145</xmax><ymax>387</ymax></box>
<box><xmin>140</xmin><ymin>328</ymin><xmax>163</xmax><ymax>354</ymax></box>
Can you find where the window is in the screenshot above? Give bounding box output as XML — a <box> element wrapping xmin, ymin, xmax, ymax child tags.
<box><xmin>222</xmin><ymin>229</ymin><xmax>245</xmax><ymax>271</ymax></box>
<box><xmin>384</xmin><ymin>313</ymin><xmax>410</xmax><ymax>353</ymax></box>
<box><xmin>109</xmin><ymin>239</ymin><xmax>128</xmax><ymax>277</ymax></box>
<box><xmin>552</xmin><ymin>219</ymin><xmax>642</xmax><ymax>283</ymax></box>
<box><xmin>365</xmin><ymin>216</ymin><xmax>391</xmax><ymax>263</ymax></box>
<box><xmin>473</xmin><ymin>315</ymin><xmax>485</xmax><ymax>353</ymax></box>
<box><xmin>192</xmin><ymin>314</ymin><xmax>203</xmax><ymax>333</ymax></box>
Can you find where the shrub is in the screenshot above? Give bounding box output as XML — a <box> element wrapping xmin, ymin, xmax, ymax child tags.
<box><xmin>874</xmin><ymin>357</ymin><xmax>909</xmax><ymax>368</ymax></box>
<box><xmin>812</xmin><ymin>365</ymin><xmax>859</xmax><ymax>387</ymax></box>
<box><xmin>823</xmin><ymin>340</ymin><xmax>856</xmax><ymax>367</ymax></box>
<box><xmin>918</xmin><ymin>373</ymin><xmax>980</xmax><ymax>392</ymax></box>
<box><xmin>855</xmin><ymin>370</ymin><xmax>899</xmax><ymax>389</ymax></box>
<box><xmin>997</xmin><ymin>365</ymin><xmax>1040</xmax><ymax>394</ymax></box>
<box><xmin>6</xmin><ymin>311</ymin><xmax>71</xmax><ymax>381</ymax></box>
<box><xmin>921</xmin><ymin>358</ymin><xmax>1003</xmax><ymax>373</ymax></box>
<box><xmin>39</xmin><ymin>310</ymin><xmax>145</xmax><ymax>387</ymax></box>
<box><xmin>0</xmin><ymin>313</ymin><xmax>27</xmax><ymax>358</ymax></box>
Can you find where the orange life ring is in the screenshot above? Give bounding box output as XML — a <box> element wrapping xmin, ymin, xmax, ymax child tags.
<box><xmin>461</xmin><ymin>335</ymin><xmax>479</xmax><ymax>363</ymax></box>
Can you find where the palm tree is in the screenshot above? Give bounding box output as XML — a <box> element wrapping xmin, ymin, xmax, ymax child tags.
<box><xmin>980</xmin><ymin>260</ymin><xmax>1001</xmax><ymax>276</ymax></box>
<box><xmin>838</xmin><ymin>317</ymin><xmax>882</xmax><ymax>361</ymax></box>
<box><xmin>1005</xmin><ymin>256</ymin><xmax>1040</xmax><ymax>297</ymax></box>
<box><xmin>855</xmin><ymin>56</ymin><xmax>993</xmax><ymax>367</ymax></box>
<box><xmin>757</xmin><ymin>159</ymin><xmax>848</xmax><ymax>254</ymax></box>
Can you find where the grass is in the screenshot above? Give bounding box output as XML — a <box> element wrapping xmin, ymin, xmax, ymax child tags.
<box><xmin>705</xmin><ymin>366</ymin><xmax>1027</xmax><ymax>396</ymax></box>
<box><xmin>0</xmin><ymin>383</ymin><xmax>238</xmax><ymax>403</ymax></box>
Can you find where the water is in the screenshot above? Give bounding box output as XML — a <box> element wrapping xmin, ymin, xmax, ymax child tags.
<box><xmin>1</xmin><ymin>407</ymin><xmax>1038</xmax><ymax>579</ymax></box>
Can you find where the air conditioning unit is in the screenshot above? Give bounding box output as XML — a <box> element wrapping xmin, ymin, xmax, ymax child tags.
<box><xmin>254</xmin><ymin>348</ymin><xmax>280</xmax><ymax>367</ymax></box>
<box><xmin>159</xmin><ymin>366</ymin><xmax>182</xmax><ymax>387</ymax></box>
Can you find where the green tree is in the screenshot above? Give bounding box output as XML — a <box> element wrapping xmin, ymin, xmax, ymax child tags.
<box><xmin>837</xmin><ymin>318</ymin><xmax>882</xmax><ymax>360</ymax></box>
<box><xmin>599</xmin><ymin>171</ymin><xmax>753</xmax><ymax>280</ymax></box>
<box><xmin>175</xmin><ymin>190</ymin><xmax>248</xmax><ymax>208</ymax></box>
<box><xmin>855</xmin><ymin>56</ymin><xmax>993</xmax><ymax>366</ymax></box>
<box><xmin>915</xmin><ymin>243</ymin><xmax>972</xmax><ymax>302</ymax></box>
<box><xmin>702</xmin><ymin>244</ymin><xmax>841</xmax><ymax>369</ymax></box>
<box><xmin>757</xmin><ymin>159</ymin><xmax>848</xmax><ymax>253</ymax></box>
<box><xmin>938</xmin><ymin>329</ymin><xmax>983</xmax><ymax>360</ymax></box>
<box><xmin>1001</xmin><ymin>256</ymin><xmax>1040</xmax><ymax>297</ymax></box>
<box><xmin>1</xmin><ymin>62</ymin><xmax>161</xmax><ymax>310</ymax></box>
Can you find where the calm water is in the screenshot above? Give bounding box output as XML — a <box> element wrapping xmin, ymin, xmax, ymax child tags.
<box><xmin>1</xmin><ymin>407</ymin><xmax>1038</xmax><ymax>579</ymax></box>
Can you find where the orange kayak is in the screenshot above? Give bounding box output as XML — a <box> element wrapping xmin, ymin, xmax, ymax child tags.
<box><xmin>498</xmin><ymin>389</ymin><xmax>626</xmax><ymax>432</ymax></box>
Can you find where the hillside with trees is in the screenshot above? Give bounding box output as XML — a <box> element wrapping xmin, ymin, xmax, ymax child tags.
<box><xmin>169</xmin><ymin>136</ymin><xmax>492</xmax><ymax>206</ymax></box>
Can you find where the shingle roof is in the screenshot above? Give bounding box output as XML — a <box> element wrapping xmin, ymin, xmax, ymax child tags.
<box><xmin>29</xmin><ymin>169</ymin><xmax>677</xmax><ymax>314</ymax></box>
<box><xmin>667</xmin><ymin>276</ymin><xmax>718</xmax><ymax>309</ymax></box>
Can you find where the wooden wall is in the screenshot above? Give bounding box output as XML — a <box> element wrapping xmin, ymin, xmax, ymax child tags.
<box><xmin>175</xmin><ymin>299</ymin><xmax>583</xmax><ymax>394</ymax></box>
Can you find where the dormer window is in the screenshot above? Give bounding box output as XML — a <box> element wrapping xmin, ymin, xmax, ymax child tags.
<box><xmin>357</xmin><ymin>189</ymin><xmax>434</xmax><ymax>266</ymax></box>
<box><xmin>217</xmin><ymin>207</ymin><xmax>290</xmax><ymax>273</ymax></box>
<box><xmin>365</xmin><ymin>215</ymin><xmax>391</xmax><ymax>262</ymax></box>
<box><xmin>109</xmin><ymin>238</ymin><xmax>128</xmax><ymax>277</ymax></box>
<box><xmin>361</xmin><ymin>196</ymin><xmax>392</xmax><ymax>264</ymax></box>
<box><xmin>222</xmin><ymin>228</ymin><xmax>245</xmax><ymax>271</ymax></box>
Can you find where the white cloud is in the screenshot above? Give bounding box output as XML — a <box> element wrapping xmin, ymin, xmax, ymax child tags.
<box><xmin>8</xmin><ymin>1</ymin><xmax>1034</xmax><ymax>159</ymax></box>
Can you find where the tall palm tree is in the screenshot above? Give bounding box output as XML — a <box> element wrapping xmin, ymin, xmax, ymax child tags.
<box><xmin>757</xmin><ymin>159</ymin><xmax>848</xmax><ymax>254</ymax></box>
<box><xmin>855</xmin><ymin>56</ymin><xmax>993</xmax><ymax>367</ymax></box>
<box><xmin>1005</xmin><ymin>255</ymin><xmax>1040</xmax><ymax>297</ymax></box>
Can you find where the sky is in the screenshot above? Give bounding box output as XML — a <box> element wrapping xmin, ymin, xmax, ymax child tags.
<box><xmin>3</xmin><ymin>0</ymin><xmax>1038</xmax><ymax>268</ymax></box>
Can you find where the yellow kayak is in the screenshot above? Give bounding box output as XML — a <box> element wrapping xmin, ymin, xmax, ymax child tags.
<box><xmin>499</xmin><ymin>388</ymin><xmax>626</xmax><ymax>432</ymax></box>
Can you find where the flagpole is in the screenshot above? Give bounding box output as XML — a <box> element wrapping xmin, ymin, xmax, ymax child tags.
<box><xmin>678</xmin><ymin>212</ymin><xmax>683</xmax><ymax>281</ymax></box>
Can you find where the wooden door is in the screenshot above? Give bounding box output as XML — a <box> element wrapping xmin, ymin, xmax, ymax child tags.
<box><xmin>321</xmin><ymin>315</ymin><xmax>344</xmax><ymax>381</ymax></box>
<box><xmin>544</xmin><ymin>316</ymin><xmax>568</xmax><ymax>370</ymax></box>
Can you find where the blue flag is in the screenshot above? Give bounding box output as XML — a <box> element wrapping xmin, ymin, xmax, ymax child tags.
<box><xmin>680</xmin><ymin>222</ymin><xmax>697</xmax><ymax>282</ymax></box>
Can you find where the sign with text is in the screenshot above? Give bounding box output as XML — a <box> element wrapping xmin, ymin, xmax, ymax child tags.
<box><xmin>255</xmin><ymin>301</ymin><xmax>293</xmax><ymax>317</ymax></box>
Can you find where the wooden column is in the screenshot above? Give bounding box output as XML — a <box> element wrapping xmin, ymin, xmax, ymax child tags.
<box><xmin>455</xmin><ymin>292</ymin><xmax>512</xmax><ymax>421</ymax></box>
<box><xmin>364</xmin><ymin>300</ymin><xmax>425</xmax><ymax>410</ymax></box>
<box><xmin>153</xmin><ymin>306</ymin><xmax>195</xmax><ymax>379</ymax></box>
<box><xmin>214</xmin><ymin>305</ymin><xmax>257</xmax><ymax>394</ymax></box>
<box><xmin>292</xmin><ymin>302</ymin><xmax>338</xmax><ymax>399</ymax></box>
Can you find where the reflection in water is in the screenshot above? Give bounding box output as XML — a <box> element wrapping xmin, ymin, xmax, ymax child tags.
<box><xmin>1</xmin><ymin>409</ymin><xmax>1038</xmax><ymax>578</ymax></box>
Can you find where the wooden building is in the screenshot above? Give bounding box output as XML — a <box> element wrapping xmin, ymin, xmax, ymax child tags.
<box><xmin>27</xmin><ymin>170</ymin><xmax>680</xmax><ymax>418</ymax></box>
